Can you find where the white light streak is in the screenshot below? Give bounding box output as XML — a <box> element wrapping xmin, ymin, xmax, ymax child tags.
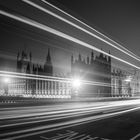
<box><xmin>1</xmin><ymin>99</ymin><xmax>140</xmax><ymax>120</ymax></box>
<box><xmin>1</xmin><ymin>101</ymin><xmax>140</xmax><ymax>140</ymax></box>
<box><xmin>72</xmin><ymin>78</ymin><xmax>81</xmax><ymax>88</ymax></box>
<box><xmin>0</xmin><ymin>10</ymin><xmax>140</xmax><ymax>70</ymax></box>
<box><xmin>23</xmin><ymin>0</ymin><xmax>140</xmax><ymax>62</ymax></box>
<box><xmin>3</xmin><ymin>77</ymin><xmax>11</xmax><ymax>83</ymax></box>
<box><xmin>0</xmin><ymin>73</ymin><xmax>69</xmax><ymax>83</ymax></box>
<box><xmin>0</xmin><ymin>72</ymin><xmax>112</xmax><ymax>88</ymax></box>
<box><xmin>40</xmin><ymin>0</ymin><xmax>139</xmax><ymax>60</ymax></box>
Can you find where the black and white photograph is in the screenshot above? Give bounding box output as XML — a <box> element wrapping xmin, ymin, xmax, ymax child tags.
<box><xmin>1</xmin><ymin>0</ymin><xmax>140</xmax><ymax>139</ymax></box>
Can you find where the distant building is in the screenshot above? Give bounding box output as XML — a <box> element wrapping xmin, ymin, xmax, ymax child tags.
<box><xmin>17</xmin><ymin>48</ymin><xmax>53</xmax><ymax>75</ymax></box>
<box><xmin>111</xmin><ymin>69</ymin><xmax>131</xmax><ymax>97</ymax></box>
<box><xmin>0</xmin><ymin>47</ymin><xmax>136</xmax><ymax>99</ymax></box>
<box><xmin>71</xmin><ymin>50</ymin><xmax>111</xmax><ymax>97</ymax></box>
<box><xmin>111</xmin><ymin>68</ymin><xmax>139</xmax><ymax>97</ymax></box>
<box><xmin>4</xmin><ymin>48</ymin><xmax>71</xmax><ymax>98</ymax></box>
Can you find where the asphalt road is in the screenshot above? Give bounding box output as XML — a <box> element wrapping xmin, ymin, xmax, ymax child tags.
<box><xmin>26</xmin><ymin>108</ymin><xmax>140</xmax><ymax>140</ymax></box>
<box><xmin>1</xmin><ymin>99</ymin><xmax>140</xmax><ymax>140</ymax></box>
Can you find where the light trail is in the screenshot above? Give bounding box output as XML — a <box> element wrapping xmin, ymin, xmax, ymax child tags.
<box><xmin>0</xmin><ymin>70</ymin><xmax>127</xmax><ymax>88</ymax></box>
<box><xmin>28</xmin><ymin>106</ymin><xmax>140</xmax><ymax>139</ymax></box>
<box><xmin>0</xmin><ymin>105</ymin><xmax>134</xmax><ymax>129</ymax></box>
<box><xmin>0</xmin><ymin>72</ymin><xmax>111</xmax><ymax>88</ymax></box>
<box><xmin>0</xmin><ymin>10</ymin><xmax>140</xmax><ymax>71</ymax></box>
<box><xmin>0</xmin><ymin>74</ymin><xmax>70</xmax><ymax>83</ymax></box>
<box><xmin>0</xmin><ymin>105</ymin><xmax>105</xmax><ymax>128</ymax></box>
<box><xmin>0</xmin><ymin>106</ymin><xmax>131</xmax><ymax>139</ymax></box>
<box><xmin>1</xmin><ymin>99</ymin><xmax>140</xmax><ymax>120</ymax></box>
<box><xmin>0</xmin><ymin>2</ymin><xmax>140</xmax><ymax>138</ymax></box>
<box><xmin>40</xmin><ymin>0</ymin><xmax>139</xmax><ymax>60</ymax></box>
<box><xmin>1</xmin><ymin>71</ymin><xmax>131</xmax><ymax>89</ymax></box>
<box><xmin>0</xmin><ymin>70</ymin><xmax>129</xmax><ymax>89</ymax></box>
<box><xmin>0</xmin><ymin>101</ymin><xmax>105</xmax><ymax>119</ymax></box>
<box><xmin>22</xmin><ymin>0</ymin><xmax>140</xmax><ymax>62</ymax></box>
<box><xmin>0</xmin><ymin>70</ymin><xmax>70</xmax><ymax>81</ymax></box>
<box><xmin>0</xmin><ymin>101</ymin><xmax>109</xmax><ymax>120</ymax></box>
<box><xmin>0</xmin><ymin>101</ymin><xmax>104</xmax><ymax>111</ymax></box>
<box><xmin>1</xmin><ymin>101</ymin><xmax>140</xmax><ymax>140</ymax></box>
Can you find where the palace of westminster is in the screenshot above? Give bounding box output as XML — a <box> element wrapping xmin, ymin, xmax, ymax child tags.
<box><xmin>0</xmin><ymin>48</ymin><xmax>137</xmax><ymax>98</ymax></box>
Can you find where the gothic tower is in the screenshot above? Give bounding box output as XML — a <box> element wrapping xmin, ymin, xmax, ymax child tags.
<box><xmin>44</xmin><ymin>48</ymin><xmax>53</xmax><ymax>76</ymax></box>
<box><xmin>17</xmin><ymin>50</ymin><xmax>30</xmax><ymax>73</ymax></box>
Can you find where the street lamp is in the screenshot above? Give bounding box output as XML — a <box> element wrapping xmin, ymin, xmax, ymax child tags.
<box><xmin>71</xmin><ymin>77</ymin><xmax>82</xmax><ymax>97</ymax></box>
<box><xmin>124</xmin><ymin>76</ymin><xmax>132</xmax><ymax>82</ymax></box>
<box><xmin>3</xmin><ymin>76</ymin><xmax>11</xmax><ymax>96</ymax></box>
<box><xmin>3</xmin><ymin>77</ymin><xmax>11</xmax><ymax>83</ymax></box>
<box><xmin>124</xmin><ymin>75</ymin><xmax>132</xmax><ymax>97</ymax></box>
<box><xmin>72</xmin><ymin>78</ymin><xmax>81</xmax><ymax>88</ymax></box>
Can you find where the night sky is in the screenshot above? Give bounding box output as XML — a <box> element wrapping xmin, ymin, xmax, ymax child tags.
<box><xmin>0</xmin><ymin>0</ymin><xmax>140</xmax><ymax>74</ymax></box>
<box><xmin>51</xmin><ymin>0</ymin><xmax>140</xmax><ymax>56</ymax></box>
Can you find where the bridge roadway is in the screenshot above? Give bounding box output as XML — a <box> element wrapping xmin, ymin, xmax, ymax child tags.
<box><xmin>1</xmin><ymin>98</ymin><xmax>140</xmax><ymax>140</ymax></box>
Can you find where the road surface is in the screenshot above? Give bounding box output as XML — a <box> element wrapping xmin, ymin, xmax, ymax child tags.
<box><xmin>1</xmin><ymin>99</ymin><xmax>140</xmax><ymax>140</ymax></box>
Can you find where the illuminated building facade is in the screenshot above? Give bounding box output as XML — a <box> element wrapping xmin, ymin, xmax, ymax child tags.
<box><xmin>17</xmin><ymin>48</ymin><xmax>53</xmax><ymax>75</ymax></box>
<box><xmin>0</xmin><ymin>48</ymin><xmax>137</xmax><ymax>99</ymax></box>
<box><xmin>3</xmin><ymin>49</ymin><xmax>71</xmax><ymax>98</ymax></box>
<box><xmin>111</xmin><ymin>69</ymin><xmax>140</xmax><ymax>97</ymax></box>
<box><xmin>71</xmin><ymin>50</ymin><xmax>111</xmax><ymax>97</ymax></box>
<box><xmin>111</xmin><ymin>69</ymin><xmax>132</xmax><ymax>97</ymax></box>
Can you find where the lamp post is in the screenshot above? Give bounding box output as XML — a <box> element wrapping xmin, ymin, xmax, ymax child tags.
<box><xmin>71</xmin><ymin>77</ymin><xmax>81</xmax><ymax>98</ymax></box>
<box><xmin>124</xmin><ymin>75</ymin><xmax>132</xmax><ymax>97</ymax></box>
<box><xmin>3</xmin><ymin>77</ymin><xmax>10</xmax><ymax>96</ymax></box>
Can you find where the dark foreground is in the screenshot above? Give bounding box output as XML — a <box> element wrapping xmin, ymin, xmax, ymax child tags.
<box><xmin>21</xmin><ymin>108</ymin><xmax>140</xmax><ymax>140</ymax></box>
<box><xmin>1</xmin><ymin>99</ymin><xmax>140</xmax><ymax>140</ymax></box>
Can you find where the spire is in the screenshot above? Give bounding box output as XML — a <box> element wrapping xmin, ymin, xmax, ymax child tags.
<box><xmin>44</xmin><ymin>48</ymin><xmax>53</xmax><ymax>75</ymax></box>
<box><xmin>100</xmin><ymin>48</ymin><xmax>103</xmax><ymax>58</ymax></box>
<box><xmin>78</xmin><ymin>53</ymin><xmax>82</xmax><ymax>61</ymax></box>
<box><xmin>26</xmin><ymin>62</ymin><xmax>30</xmax><ymax>73</ymax></box>
<box><xmin>87</xmin><ymin>56</ymin><xmax>90</xmax><ymax>64</ymax></box>
<box><xmin>29</xmin><ymin>52</ymin><xmax>32</xmax><ymax>62</ymax></box>
<box><xmin>71</xmin><ymin>54</ymin><xmax>74</xmax><ymax>64</ymax></box>
<box><xmin>108</xmin><ymin>50</ymin><xmax>111</xmax><ymax>63</ymax></box>
<box><xmin>91</xmin><ymin>50</ymin><xmax>94</xmax><ymax>63</ymax></box>
<box><xmin>36</xmin><ymin>64</ymin><xmax>39</xmax><ymax>74</ymax></box>
<box><xmin>21</xmin><ymin>51</ymin><xmax>24</xmax><ymax>60</ymax></box>
<box><xmin>33</xmin><ymin>64</ymin><xmax>35</xmax><ymax>72</ymax></box>
<box><xmin>21</xmin><ymin>50</ymin><xmax>27</xmax><ymax>60</ymax></box>
<box><xmin>46</xmin><ymin>48</ymin><xmax>51</xmax><ymax>62</ymax></box>
<box><xmin>17</xmin><ymin>52</ymin><xmax>20</xmax><ymax>60</ymax></box>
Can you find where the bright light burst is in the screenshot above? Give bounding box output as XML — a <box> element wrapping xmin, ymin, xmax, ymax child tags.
<box><xmin>124</xmin><ymin>76</ymin><xmax>132</xmax><ymax>82</ymax></box>
<box><xmin>72</xmin><ymin>78</ymin><xmax>81</xmax><ymax>88</ymax></box>
<box><xmin>3</xmin><ymin>77</ymin><xmax>11</xmax><ymax>83</ymax></box>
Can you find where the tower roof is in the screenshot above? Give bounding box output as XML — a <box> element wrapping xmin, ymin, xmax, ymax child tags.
<box><xmin>46</xmin><ymin>48</ymin><xmax>51</xmax><ymax>62</ymax></box>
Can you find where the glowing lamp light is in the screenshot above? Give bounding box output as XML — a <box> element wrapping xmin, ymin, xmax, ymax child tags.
<box><xmin>72</xmin><ymin>78</ymin><xmax>81</xmax><ymax>88</ymax></box>
<box><xmin>124</xmin><ymin>76</ymin><xmax>132</xmax><ymax>82</ymax></box>
<box><xmin>3</xmin><ymin>77</ymin><xmax>10</xmax><ymax>83</ymax></box>
<box><xmin>125</xmin><ymin>79</ymin><xmax>131</xmax><ymax>82</ymax></box>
